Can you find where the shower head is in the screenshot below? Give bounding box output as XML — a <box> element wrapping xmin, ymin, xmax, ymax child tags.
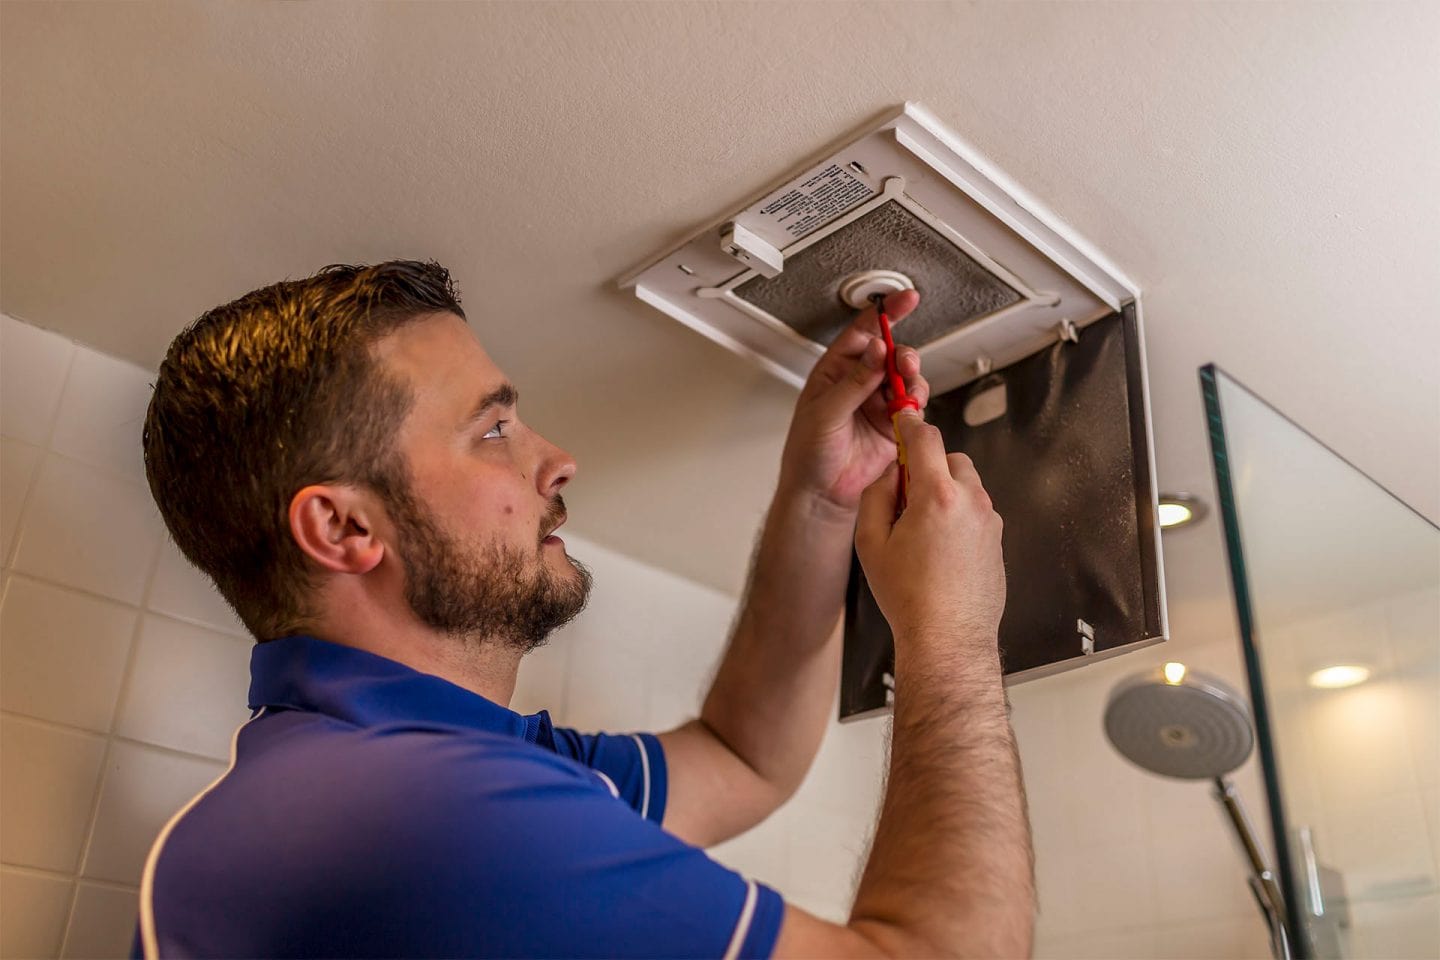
<box><xmin>1103</xmin><ymin>664</ymin><xmax>1255</xmax><ymax>780</ymax></box>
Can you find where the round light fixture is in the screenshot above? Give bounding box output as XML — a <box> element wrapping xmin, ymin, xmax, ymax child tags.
<box><xmin>1308</xmin><ymin>665</ymin><xmax>1371</xmax><ymax>689</ymax></box>
<box><xmin>1158</xmin><ymin>493</ymin><xmax>1207</xmax><ymax>530</ymax></box>
<box><xmin>1163</xmin><ymin>661</ymin><xmax>1187</xmax><ymax>685</ymax></box>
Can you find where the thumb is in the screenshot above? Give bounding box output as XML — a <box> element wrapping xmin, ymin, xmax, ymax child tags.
<box><xmin>855</xmin><ymin>460</ymin><xmax>900</xmax><ymax>558</ymax></box>
<box><xmin>813</xmin><ymin>336</ymin><xmax>886</xmax><ymax>425</ymax></box>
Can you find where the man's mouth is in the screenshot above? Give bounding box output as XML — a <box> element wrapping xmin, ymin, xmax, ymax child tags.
<box><xmin>540</xmin><ymin>504</ymin><xmax>567</xmax><ymax>545</ymax></box>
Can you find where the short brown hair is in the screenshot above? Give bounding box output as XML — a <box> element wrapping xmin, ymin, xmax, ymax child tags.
<box><xmin>143</xmin><ymin>260</ymin><xmax>465</xmax><ymax>640</ymax></box>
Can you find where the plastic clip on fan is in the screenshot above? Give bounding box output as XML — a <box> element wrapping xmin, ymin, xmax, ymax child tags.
<box><xmin>870</xmin><ymin>293</ymin><xmax>922</xmax><ymax>515</ymax></box>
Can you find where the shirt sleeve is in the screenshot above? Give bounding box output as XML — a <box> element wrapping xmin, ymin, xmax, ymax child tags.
<box><xmin>549</xmin><ymin>726</ymin><xmax>668</xmax><ymax>825</ymax></box>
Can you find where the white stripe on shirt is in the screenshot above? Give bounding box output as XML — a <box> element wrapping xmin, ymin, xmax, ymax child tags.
<box><xmin>629</xmin><ymin>733</ymin><xmax>652</xmax><ymax>820</ymax></box>
<box><xmin>722</xmin><ymin>880</ymin><xmax>759</xmax><ymax>960</ymax></box>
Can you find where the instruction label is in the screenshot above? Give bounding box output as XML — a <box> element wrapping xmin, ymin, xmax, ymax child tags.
<box><xmin>756</xmin><ymin>164</ymin><xmax>875</xmax><ymax>240</ymax></box>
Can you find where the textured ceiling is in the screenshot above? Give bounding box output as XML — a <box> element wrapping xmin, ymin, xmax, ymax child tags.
<box><xmin>2</xmin><ymin>1</ymin><xmax>1437</xmax><ymax>624</ymax></box>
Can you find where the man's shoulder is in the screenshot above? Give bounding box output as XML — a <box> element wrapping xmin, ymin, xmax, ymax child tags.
<box><xmin>219</xmin><ymin>706</ymin><xmax>596</xmax><ymax>808</ymax></box>
<box><xmin>156</xmin><ymin>707</ymin><xmax>607</xmax><ymax>899</ymax></box>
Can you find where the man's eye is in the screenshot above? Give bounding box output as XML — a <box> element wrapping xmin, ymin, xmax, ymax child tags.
<box><xmin>482</xmin><ymin>419</ymin><xmax>510</xmax><ymax>440</ymax></box>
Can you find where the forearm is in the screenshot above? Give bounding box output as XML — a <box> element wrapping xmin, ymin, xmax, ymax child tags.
<box><xmin>850</xmin><ymin>633</ymin><xmax>1035</xmax><ymax>958</ymax></box>
<box><xmin>698</xmin><ymin>486</ymin><xmax>857</xmax><ymax>797</ymax></box>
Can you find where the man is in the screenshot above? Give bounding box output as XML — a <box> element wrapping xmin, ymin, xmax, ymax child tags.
<box><xmin>139</xmin><ymin>260</ymin><xmax>1033</xmax><ymax>958</ymax></box>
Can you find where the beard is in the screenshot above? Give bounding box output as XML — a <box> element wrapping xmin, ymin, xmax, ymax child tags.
<box><xmin>385</xmin><ymin>486</ymin><xmax>593</xmax><ymax>653</ymax></box>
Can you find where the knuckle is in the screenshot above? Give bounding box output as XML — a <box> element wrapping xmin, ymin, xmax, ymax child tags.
<box><xmin>930</xmin><ymin>483</ymin><xmax>959</xmax><ymax>511</ymax></box>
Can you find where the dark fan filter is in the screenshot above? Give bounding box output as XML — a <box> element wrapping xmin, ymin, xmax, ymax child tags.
<box><xmin>734</xmin><ymin>201</ymin><xmax>1022</xmax><ymax>348</ymax></box>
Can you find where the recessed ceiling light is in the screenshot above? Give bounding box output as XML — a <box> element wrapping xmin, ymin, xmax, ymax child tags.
<box><xmin>1163</xmin><ymin>661</ymin><xmax>1187</xmax><ymax>685</ymax></box>
<box><xmin>1308</xmin><ymin>665</ymin><xmax>1370</xmax><ymax>689</ymax></box>
<box><xmin>1158</xmin><ymin>493</ymin><xmax>1207</xmax><ymax>530</ymax></box>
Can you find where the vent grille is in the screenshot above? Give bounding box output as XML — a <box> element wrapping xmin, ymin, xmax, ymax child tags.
<box><xmin>734</xmin><ymin>201</ymin><xmax>1021</xmax><ymax>347</ymax></box>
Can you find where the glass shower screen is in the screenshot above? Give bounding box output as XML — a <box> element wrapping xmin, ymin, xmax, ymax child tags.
<box><xmin>1202</xmin><ymin>366</ymin><xmax>1440</xmax><ymax>959</ymax></box>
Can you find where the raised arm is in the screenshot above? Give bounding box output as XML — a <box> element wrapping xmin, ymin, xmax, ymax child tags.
<box><xmin>658</xmin><ymin>291</ymin><xmax>928</xmax><ymax>847</ymax></box>
<box><xmin>774</xmin><ymin>411</ymin><xmax>1035</xmax><ymax>958</ymax></box>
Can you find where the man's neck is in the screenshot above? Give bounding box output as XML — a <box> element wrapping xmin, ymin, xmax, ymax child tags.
<box><xmin>309</xmin><ymin>604</ymin><xmax>525</xmax><ymax>709</ymax></box>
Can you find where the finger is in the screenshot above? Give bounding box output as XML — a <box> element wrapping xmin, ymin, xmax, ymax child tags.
<box><xmin>945</xmin><ymin>451</ymin><xmax>979</xmax><ymax>485</ymax></box>
<box><xmin>946</xmin><ymin>452</ymin><xmax>993</xmax><ymax>507</ymax></box>
<box><xmin>809</xmin><ymin>335</ymin><xmax>888</xmax><ymax>425</ymax></box>
<box><xmin>855</xmin><ymin>461</ymin><xmax>901</xmax><ymax>555</ymax></box>
<box><xmin>909</xmin><ymin>373</ymin><xmax>931</xmax><ymax>410</ymax></box>
<box><xmin>827</xmin><ymin>289</ymin><xmax>921</xmax><ymax>360</ymax></box>
<box><xmin>896</xmin><ymin>346</ymin><xmax>930</xmax><ymax>407</ymax></box>
<box><xmin>893</xmin><ymin>409</ymin><xmax>952</xmax><ymax>494</ymax></box>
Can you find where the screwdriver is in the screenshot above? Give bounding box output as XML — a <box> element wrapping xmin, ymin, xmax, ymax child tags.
<box><xmin>871</xmin><ymin>292</ymin><xmax>921</xmax><ymax>516</ymax></box>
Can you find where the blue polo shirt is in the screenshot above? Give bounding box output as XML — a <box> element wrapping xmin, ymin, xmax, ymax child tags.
<box><xmin>136</xmin><ymin>635</ymin><xmax>784</xmax><ymax>959</ymax></box>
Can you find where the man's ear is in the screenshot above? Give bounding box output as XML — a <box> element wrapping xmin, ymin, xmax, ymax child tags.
<box><xmin>287</xmin><ymin>484</ymin><xmax>386</xmax><ymax>575</ymax></box>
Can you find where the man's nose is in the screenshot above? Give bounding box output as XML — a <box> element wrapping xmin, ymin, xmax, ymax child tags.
<box><xmin>536</xmin><ymin>434</ymin><xmax>577</xmax><ymax>495</ymax></box>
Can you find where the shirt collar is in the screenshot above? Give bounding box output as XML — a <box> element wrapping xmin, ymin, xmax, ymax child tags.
<box><xmin>248</xmin><ymin>634</ymin><xmax>555</xmax><ymax>748</ymax></box>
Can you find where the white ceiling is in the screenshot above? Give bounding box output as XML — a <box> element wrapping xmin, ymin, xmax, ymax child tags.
<box><xmin>3</xmin><ymin>2</ymin><xmax>1436</xmax><ymax>629</ymax></box>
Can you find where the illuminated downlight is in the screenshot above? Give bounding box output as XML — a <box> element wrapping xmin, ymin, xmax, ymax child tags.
<box><xmin>1158</xmin><ymin>494</ymin><xmax>1206</xmax><ymax>530</ymax></box>
<box><xmin>1163</xmin><ymin>662</ymin><xmax>1187</xmax><ymax>685</ymax></box>
<box><xmin>1308</xmin><ymin>665</ymin><xmax>1371</xmax><ymax>689</ymax></box>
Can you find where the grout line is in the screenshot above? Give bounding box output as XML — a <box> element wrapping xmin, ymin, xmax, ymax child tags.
<box><xmin>1</xmin><ymin>567</ymin><xmax>249</xmax><ymax>641</ymax></box>
<box><xmin>0</xmin><ymin>569</ymin><xmax>142</xmax><ymax>615</ymax></box>
<box><xmin>57</xmin><ymin>533</ymin><xmax>165</xmax><ymax>959</ymax></box>
<box><xmin>1</xmin><ymin>345</ymin><xmax>78</xmax><ymax>571</ymax></box>
<box><xmin>0</xmin><ymin>860</ymin><xmax>77</xmax><ymax>883</ymax></box>
<box><xmin>0</xmin><ymin>861</ymin><xmax>139</xmax><ymax>894</ymax></box>
<box><xmin>0</xmin><ymin>710</ymin><xmax>108</xmax><ymax>740</ymax></box>
<box><xmin>0</xmin><ymin>711</ymin><xmax>231</xmax><ymax>765</ymax></box>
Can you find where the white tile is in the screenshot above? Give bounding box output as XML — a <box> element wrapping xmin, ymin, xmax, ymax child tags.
<box><xmin>146</xmin><ymin>538</ymin><xmax>246</xmax><ymax>637</ymax></box>
<box><xmin>790</xmin><ymin>716</ymin><xmax>887</xmax><ymax>820</ymax></box>
<box><xmin>115</xmin><ymin>615</ymin><xmax>252</xmax><ymax>759</ymax></box>
<box><xmin>1401</xmin><ymin>672</ymin><xmax>1440</xmax><ymax>790</ymax></box>
<box><xmin>1308</xmin><ymin>677</ymin><xmax>1421</xmax><ymax>811</ymax></box>
<box><xmin>510</xmin><ymin>630</ymin><xmax>572</xmax><ymax>716</ymax></box>
<box><xmin>1423</xmin><ymin>783</ymin><xmax>1440</xmax><ymax>883</ymax></box>
<box><xmin>0</xmin><ymin>314</ymin><xmax>74</xmax><ymax>446</ymax></box>
<box><xmin>0</xmin><ymin>576</ymin><xmax>137</xmax><ymax>731</ymax></box>
<box><xmin>1322</xmin><ymin>787</ymin><xmax>1437</xmax><ymax>899</ymax></box>
<box><xmin>1035</xmin><ymin>925</ymin><xmax>1158</xmax><ymax>959</ymax></box>
<box><xmin>1142</xmin><ymin>770</ymin><xmax>1271</xmax><ymax>924</ymax></box>
<box><xmin>708</xmin><ymin>818</ymin><xmax>790</xmax><ymax>893</ymax></box>
<box><xmin>62</xmin><ymin>882</ymin><xmax>139</xmax><ymax>960</ymax></box>
<box><xmin>780</xmin><ymin>804</ymin><xmax>868</xmax><ymax>915</ymax></box>
<box><xmin>11</xmin><ymin>453</ymin><xmax>162</xmax><ymax>604</ymax></box>
<box><xmin>1386</xmin><ymin>586</ymin><xmax>1440</xmax><ymax>677</ymax></box>
<box><xmin>1346</xmin><ymin>892</ymin><xmax>1440</xmax><ymax>960</ymax></box>
<box><xmin>646</xmin><ymin>676</ymin><xmax>702</xmax><ymax>732</ymax></box>
<box><xmin>0</xmin><ymin>867</ymin><xmax>74</xmax><ymax>960</ymax></box>
<box><xmin>1034</xmin><ymin>835</ymin><xmax>1160</xmax><ymax>935</ymax></box>
<box><xmin>562</xmin><ymin>625</ymin><xmax>651</xmax><ymax>731</ymax></box>
<box><xmin>1151</xmin><ymin>913</ymin><xmax>1273</xmax><ymax>959</ymax></box>
<box><xmin>0</xmin><ymin>715</ymin><xmax>107</xmax><ymax>872</ymax></box>
<box><xmin>783</xmin><ymin>888</ymin><xmax>847</xmax><ymax>925</ymax></box>
<box><xmin>1</xmin><ymin>438</ymin><xmax>41</xmax><ymax>563</ymax></box>
<box><xmin>81</xmin><ymin>741</ymin><xmax>223</xmax><ymax>885</ymax></box>
<box><xmin>50</xmin><ymin>347</ymin><xmax>153</xmax><ymax>484</ymax></box>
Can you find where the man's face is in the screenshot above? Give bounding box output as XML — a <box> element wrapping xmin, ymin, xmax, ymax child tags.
<box><xmin>372</xmin><ymin>313</ymin><xmax>591</xmax><ymax>651</ymax></box>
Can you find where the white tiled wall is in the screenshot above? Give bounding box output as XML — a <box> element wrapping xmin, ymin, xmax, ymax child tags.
<box><xmin>1</xmin><ymin>310</ymin><xmax>1283</xmax><ymax>958</ymax></box>
<box><xmin>1</xmin><ymin>314</ymin><xmax>244</xmax><ymax>959</ymax></box>
<box><xmin>1262</xmin><ymin>587</ymin><xmax>1440</xmax><ymax>959</ymax></box>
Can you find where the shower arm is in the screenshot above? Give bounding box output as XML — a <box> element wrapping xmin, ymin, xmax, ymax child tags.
<box><xmin>1213</xmin><ymin>777</ymin><xmax>1293</xmax><ymax>960</ymax></box>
